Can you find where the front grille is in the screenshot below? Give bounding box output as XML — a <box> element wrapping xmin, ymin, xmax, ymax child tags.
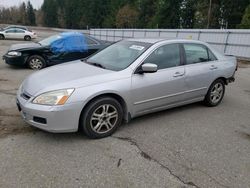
<box><xmin>21</xmin><ymin>92</ymin><xmax>31</xmax><ymax>100</ymax></box>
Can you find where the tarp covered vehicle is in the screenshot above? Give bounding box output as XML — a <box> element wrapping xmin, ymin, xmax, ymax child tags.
<box><xmin>3</xmin><ymin>32</ymin><xmax>109</xmax><ymax>70</ymax></box>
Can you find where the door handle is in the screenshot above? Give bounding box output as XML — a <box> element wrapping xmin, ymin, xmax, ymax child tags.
<box><xmin>173</xmin><ymin>72</ymin><xmax>184</xmax><ymax>77</ymax></box>
<box><xmin>210</xmin><ymin>65</ymin><xmax>218</xmax><ymax>70</ymax></box>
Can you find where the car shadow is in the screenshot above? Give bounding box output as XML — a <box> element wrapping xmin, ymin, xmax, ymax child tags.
<box><xmin>27</xmin><ymin>102</ymin><xmax>204</xmax><ymax>141</ymax></box>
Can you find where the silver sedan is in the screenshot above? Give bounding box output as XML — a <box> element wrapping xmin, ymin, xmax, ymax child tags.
<box><xmin>0</xmin><ymin>28</ymin><xmax>37</xmax><ymax>41</ymax></box>
<box><xmin>17</xmin><ymin>39</ymin><xmax>237</xmax><ymax>138</ymax></box>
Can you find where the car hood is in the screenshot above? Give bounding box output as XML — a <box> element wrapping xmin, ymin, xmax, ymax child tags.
<box><xmin>9</xmin><ymin>42</ymin><xmax>41</xmax><ymax>51</ymax></box>
<box><xmin>22</xmin><ymin>60</ymin><xmax>122</xmax><ymax>96</ymax></box>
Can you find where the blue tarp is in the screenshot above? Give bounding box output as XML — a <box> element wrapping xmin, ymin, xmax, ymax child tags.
<box><xmin>50</xmin><ymin>32</ymin><xmax>88</xmax><ymax>54</ymax></box>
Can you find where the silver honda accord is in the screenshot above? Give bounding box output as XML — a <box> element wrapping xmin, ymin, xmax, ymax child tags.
<box><xmin>16</xmin><ymin>39</ymin><xmax>237</xmax><ymax>138</ymax></box>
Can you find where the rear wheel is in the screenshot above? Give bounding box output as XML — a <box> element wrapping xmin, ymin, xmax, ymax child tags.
<box><xmin>204</xmin><ymin>79</ymin><xmax>225</xmax><ymax>107</ymax></box>
<box><xmin>27</xmin><ymin>55</ymin><xmax>46</xmax><ymax>70</ymax></box>
<box><xmin>24</xmin><ymin>35</ymin><xmax>31</xmax><ymax>41</ymax></box>
<box><xmin>80</xmin><ymin>97</ymin><xmax>123</xmax><ymax>139</ymax></box>
<box><xmin>0</xmin><ymin>34</ymin><xmax>5</xmax><ymax>40</ymax></box>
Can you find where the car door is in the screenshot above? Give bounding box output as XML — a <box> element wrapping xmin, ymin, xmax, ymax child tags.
<box><xmin>4</xmin><ymin>29</ymin><xmax>16</xmax><ymax>39</ymax></box>
<box><xmin>182</xmin><ymin>43</ymin><xmax>218</xmax><ymax>100</ymax></box>
<box><xmin>15</xmin><ymin>29</ymin><xmax>26</xmax><ymax>39</ymax></box>
<box><xmin>131</xmin><ymin>43</ymin><xmax>187</xmax><ymax>115</ymax></box>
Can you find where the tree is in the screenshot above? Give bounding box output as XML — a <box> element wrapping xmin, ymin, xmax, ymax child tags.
<box><xmin>220</xmin><ymin>0</ymin><xmax>250</xmax><ymax>29</ymax></box>
<box><xmin>27</xmin><ymin>1</ymin><xmax>36</xmax><ymax>25</ymax></box>
<box><xmin>136</xmin><ymin>0</ymin><xmax>157</xmax><ymax>28</ymax></box>
<box><xmin>180</xmin><ymin>0</ymin><xmax>196</xmax><ymax>28</ymax></box>
<box><xmin>238</xmin><ymin>4</ymin><xmax>250</xmax><ymax>28</ymax></box>
<box><xmin>42</xmin><ymin>0</ymin><xmax>58</xmax><ymax>27</ymax></box>
<box><xmin>152</xmin><ymin>0</ymin><xmax>182</xmax><ymax>29</ymax></box>
<box><xmin>116</xmin><ymin>4</ymin><xmax>139</xmax><ymax>28</ymax></box>
<box><xmin>103</xmin><ymin>0</ymin><xmax>128</xmax><ymax>28</ymax></box>
<box><xmin>20</xmin><ymin>2</ymin><xmax>27</xmax><ymax>25</ymax></box>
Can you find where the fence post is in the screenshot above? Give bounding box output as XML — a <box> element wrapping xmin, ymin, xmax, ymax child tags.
<box><xmin>176</xmin><ymin>30</ymin><xmax>179</xmax><ymax>38</ymax></box>
<box><xmin>224</xmin><ymin>31</ymin><xmax>230</xmax><ymax>54</ymax></box>
<box><xmin>198</xmin><ymin>30</ymin><xmax>201</xmax><ymax>40</ymax></box>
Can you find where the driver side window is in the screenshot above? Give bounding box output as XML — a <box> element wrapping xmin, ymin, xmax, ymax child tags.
<box><xmin>144</xmin><ymin>44</ymin><xmax>181</xmax><ymax>70</ymax></box>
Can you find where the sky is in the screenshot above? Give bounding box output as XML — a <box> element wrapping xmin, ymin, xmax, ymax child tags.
<box><xmin>0</xmin><ymin>0</ymin><xmax>44</xmax><ymax>9</ymax></box>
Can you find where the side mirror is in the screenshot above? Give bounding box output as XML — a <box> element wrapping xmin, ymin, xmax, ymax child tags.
<box><xmin>140</xmin><ymin>63</ymin><xmax>158</xmax><ymax>73</ymax></box>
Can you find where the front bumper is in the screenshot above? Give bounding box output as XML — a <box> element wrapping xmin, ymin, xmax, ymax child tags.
<box><xmin>3</xmin><ymin>55</ymin><xmax>26</xmax><ymax>66</ymax></box>
<box><xmin>16</xmin><ymin>90</ymin><xmax>83</xmax><ymax>133</ymax></box>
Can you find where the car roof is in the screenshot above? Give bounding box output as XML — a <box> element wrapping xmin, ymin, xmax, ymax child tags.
<box><xmin>127</xmin><ymin>38</ymin><xmax>207</xmax><ymax>45</ymax></box>
<box><xmin>4</xmin><ymin>25</ymin><xmax>28</xmax><ymax>30</ymax></box>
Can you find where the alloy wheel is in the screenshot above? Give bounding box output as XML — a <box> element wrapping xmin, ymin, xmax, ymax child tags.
<box><xmin>210</xmin><ymin>82</ymin><xmax>224</xmax><ymax>104</ymax></box>
<box><xmin>29</xmin><ymin>58</ymin><xmax>43</xmax><ymax>70</ymax></box>
<box><xmin>90</xmin><ymin>104</ymin><xmax>118</xmax><ymax>134</ymax></box>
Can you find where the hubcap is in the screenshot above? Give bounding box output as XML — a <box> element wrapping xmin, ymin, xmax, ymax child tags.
<box><xmin>29</xmin><ymin>58</ymin><xmax>43</xmax><ymax>70</ymax></box>
<box><xmin>90</xmin><ymin>104</ymin><xmax>118</xmax><ymax>134</ymax></box>
<box><xmin>210</xmin><ymin>83</ymin><xmax>223</xmax><ymax>104</ymax></box>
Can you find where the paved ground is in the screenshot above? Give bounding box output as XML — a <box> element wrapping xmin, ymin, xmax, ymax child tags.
<box><xmin>0</xmin><ymin>30</ymin><xmax>249</xmax><ymax>188</ymax></box>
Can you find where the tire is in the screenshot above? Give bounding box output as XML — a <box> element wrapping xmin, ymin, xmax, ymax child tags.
<box><xmin>204</xmin><ymin>79</ymin><xmax>225</xmax><ymax>107</ymax></box>
<box><xmin>27</xmin><ymin>55</ymin><xmax>46</xmax><ymax>70</ymax></box>
<box><xmin>24</xmin><ymin>35</ymin><xmax>31</xmax><ymax>41</ymax></box>
<box><xmin>80</xmin><ymin>97</ymin><xmax>123</xmax><ymax>139</ymax></box>
<box><xmin>0</xmin><ymin>34</ymin><xmax>5</xmax><ymax>40</ymax></box>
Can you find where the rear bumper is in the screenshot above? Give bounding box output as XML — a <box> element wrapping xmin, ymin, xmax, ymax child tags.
<box><xmin>226</xmin><ymin>77</ymin><xmax>235</xmax><ymax>84</ymax></box>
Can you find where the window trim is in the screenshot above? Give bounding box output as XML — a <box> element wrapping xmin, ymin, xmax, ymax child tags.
<box><xmin>134</xmin><ymin>43</ymin><xmax>184</xmax><ymax>74</ymax></box>
<box><xmin>5</xmin><ymin>29</ymin><xmax>16</xmax><ymax>33</ymax></box>
<box><xmin>181</xmin><ymin>43</ymin><xmax>218</xmax><ymax>65</ymax></box>
<box><xmin>86</xmin><ymin>36</ymin><xmax>99</xmax><ymax>46</ymax></box>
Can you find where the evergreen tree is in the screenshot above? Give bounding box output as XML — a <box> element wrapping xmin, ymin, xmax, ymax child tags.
<box><xmin>136</xmin><ymin>0</ymin><xmax>157</xmax><ymax>28</ymax></box>
<box><xmin>42</xmin><ymin>0</ymin><xmax>59</xmax><ymax>27</ymax></box>
<box><xmin>152</xmin><ymin>0</ymin><xmax>182</xmax><ymax>29</ymax></box>
<box><xmin>238</xmin><ymin>4</ymin><xmax>250</xmax><ymax>28</ymax></box>
<box><xmin>180</xmin><ymin>0</ymin><xmax>196</xmax><ymax>28</ymax></box>
<box><xmin>27</xmin><ymin>1</ymin><xmax>36</xmax><ymax>26</ymax></box>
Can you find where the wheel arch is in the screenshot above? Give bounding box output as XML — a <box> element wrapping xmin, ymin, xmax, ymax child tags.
<box><xmin>79</xmin><ymin>92</ymin><xmax>130</xmax><ymax>128</ymax></box>
<box><xmin>25</xmin><ymin>53</ymin><xmax>47</xmax><ymax>66</ymax></box>
<box><xmin>214</xmin><ymin>77</ymin><xmax>228</xmax><ymax>85</ymax></box>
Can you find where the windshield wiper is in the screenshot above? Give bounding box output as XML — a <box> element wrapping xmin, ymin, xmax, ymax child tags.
<box><xmin>85</xmin><ymin>61</ymin><xmax>106</xmax><ymax>69</ymax></box>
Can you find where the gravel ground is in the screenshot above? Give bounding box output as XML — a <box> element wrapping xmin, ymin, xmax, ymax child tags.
<box><xmin>0</xmin><ymin>30</ymin><xmax>249</xmax><ymax>188</ymax></box>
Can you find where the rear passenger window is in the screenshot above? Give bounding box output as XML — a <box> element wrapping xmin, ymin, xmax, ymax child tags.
<box><xmin>144</xmin><ymin>44</ymin><xmax>181</xmax><ymax>70</ymax></box>
<box><xmin>208</xmin><ymin>49</ymin><xmax>217</xmax><ymax>61</ymax></box>
<box><xmin>86</xmin><ymin>37</ymin><xmax>98</xmax><ymax>45</ymax></box>
<box><xmin>184</xmin><ymin>44</ymin><xmax>211</xmax><ymax>64</ymax></box>
<box><xmin>15</xmin><ymin>29</ymin><xmax>25</xmax><ymax>33</ymax></box>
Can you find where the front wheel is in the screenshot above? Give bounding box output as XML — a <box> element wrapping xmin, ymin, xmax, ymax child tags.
<box><xmin>204</xmin><ymin>79</ymin><xmax>225</xmax><ymax>107</ymax></box>
<box><xmin>80</xmin><ymin>97</ymin><xmax>123</xmax><ymax>139</ymax></box>
<box><xmin>27</xmin><ymin>55</ymin><xmax>46</xmax><ymax>70</ymax></box>
<box><xmin>0</xmin><ymin>34</ymin><xmax>5</xmax><ymax>40</ymax></box>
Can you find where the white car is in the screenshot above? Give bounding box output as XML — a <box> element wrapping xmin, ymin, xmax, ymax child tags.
<box><xmin>0</xmin><ymin>28</ymin><xmax>37</xmax><ymax>41</ymax></box>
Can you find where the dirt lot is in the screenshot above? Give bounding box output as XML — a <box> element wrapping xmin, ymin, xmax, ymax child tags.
<box><xmin>0</xmin><ymin>30</ymin><xmax>250</xmax><ymax>188</ymax></box>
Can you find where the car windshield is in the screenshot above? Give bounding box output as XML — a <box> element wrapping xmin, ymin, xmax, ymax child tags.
<box><xmin>86</xmin><ymin>40</ymin><xmax>151</xmax><ymax>71</ymax></box>
<box><xmin>39</xmin><ymin>34</ymin><xmax>62</xmax><ymax>46</ymax></box>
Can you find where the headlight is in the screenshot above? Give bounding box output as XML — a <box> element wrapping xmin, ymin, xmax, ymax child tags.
<box><xmin>7</xmin><ymin>51</ymin><xmax>22</xmax><ymax>56</ymax></box>
<box><xmin>32</xmin><ymin>89</ymin><xmax>74</xmax><ymax>106</ymax></box>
